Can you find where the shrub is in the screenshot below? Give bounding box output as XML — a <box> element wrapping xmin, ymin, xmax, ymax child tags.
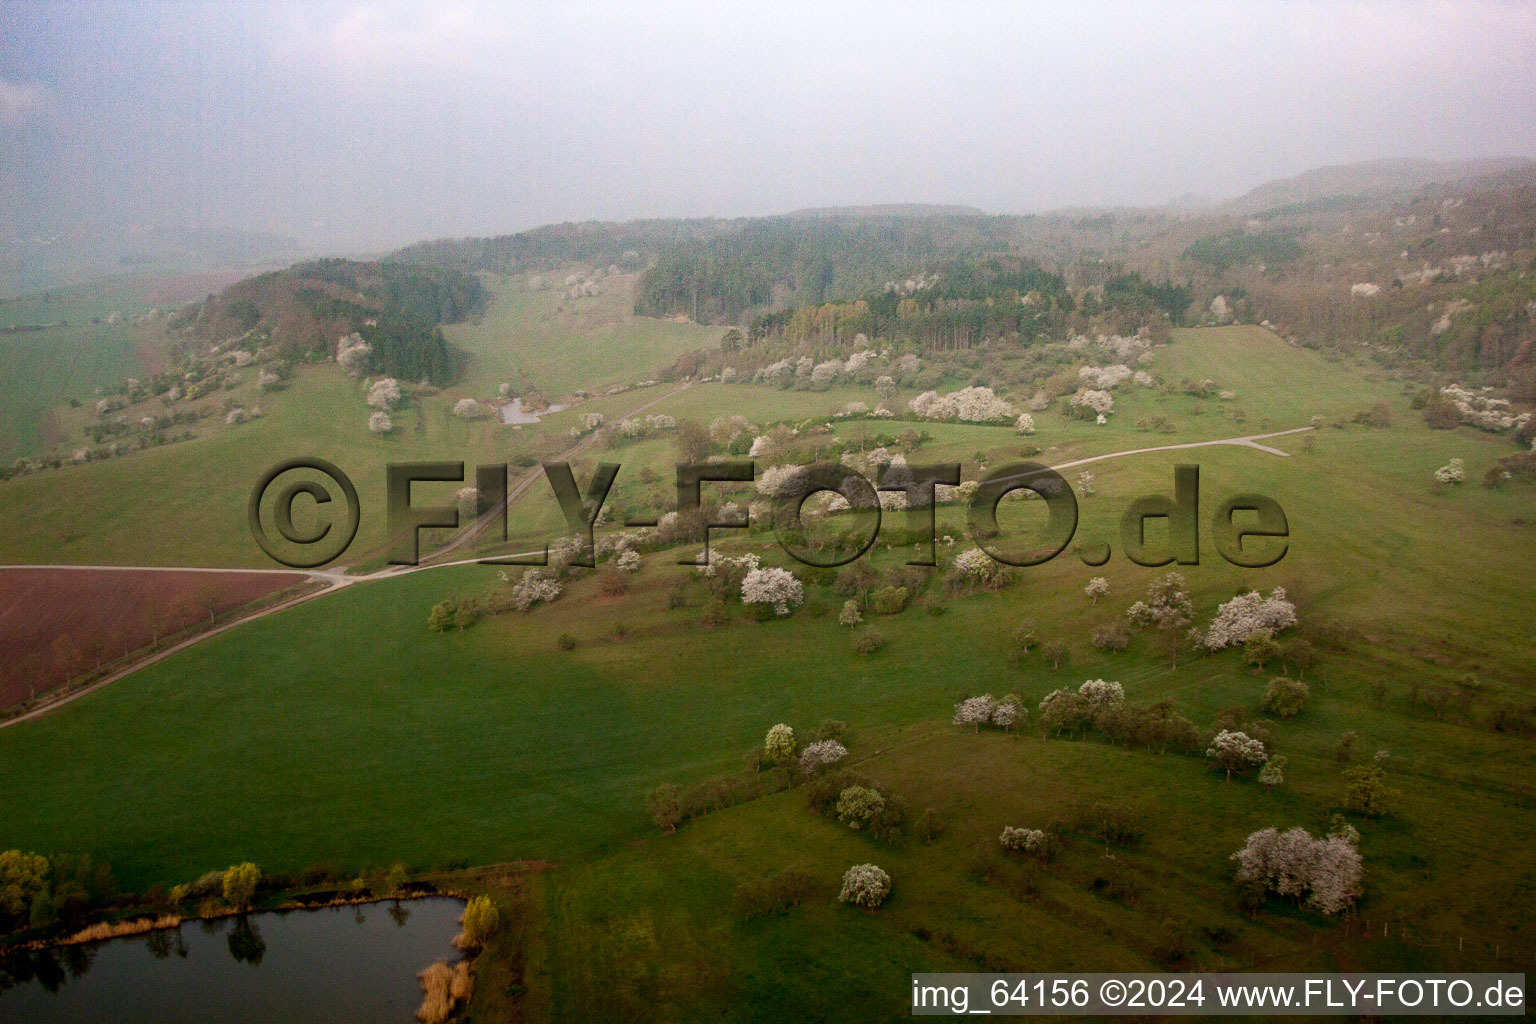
<box><xmin>1000</xmin><ymin>827</ymin><xmax>1050</xmax><ymax>857</ymax></box>
<box><xmin>851</xmin><ymin>629</ymin><xmax>886</xmax><ymax>655</ymax></box>
<box><xmin>814</xmin><ymin>719</ymin><xmax>849</xmax><ymax>743</ymax></box>
<box><xmin>869</xmin><ymin>585</ymin><xmax>909</xmax><ymax>615</ymax></box>
<box><xmin>1092</xmin><ymin>624</ymin><xmax>1132</xmax><ymax>652</ymax></box>
<box><xmin>733</xmin><ymin>871</ymin><xmax>816</xmax><ymax>918</ymax></box>
<box><xmin>597</xmin><ymin>567</ymin><xmax>629</xmax><ymax>596</ymax></box>
<box><xmin>1078</xmin><ymin>802</ymin><xmax>1142</xmax><ymax>852</ymax></box>
<box><xmin>1342</xmin><ymin>764</ymin><xmax>1392</xmax><ymax>816</ymax></box>
<box><xmin>555</xmin><ymin>632</ymin><xmax>577</xmax><ymax>651</ymax></box>
<box><xmin>1261</xmin><ymin>677</ymin><xmax>1310</xmax><ymax>718</ymax></box>
<box><xmin>838</xmin><ymin>864</ymin><xmax>891</xmax><ymax>908</ymax></box>
<box><xmin>645</xmin><ymin>784</ymin><xmax>681</xmax><ymax>832</ymax></box>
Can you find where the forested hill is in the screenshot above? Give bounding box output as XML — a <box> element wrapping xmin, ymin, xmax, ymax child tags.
<box><xmin>389</xmin><ymin>219</ymin><xmax>737</xmax><ymax>276</ymax></box>
<box><xmin>383</xmin><ymin>162</ymin><xmax>1535</xmax><ymax>382</ymax></box>
<box><xmin>190</xmin><ymin>258</ymin><xmax>483</xmax><ymax>385</ymax></box>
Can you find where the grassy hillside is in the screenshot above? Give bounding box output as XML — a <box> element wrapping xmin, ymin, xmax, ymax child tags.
<box><xmin>1</xmin><ymin>326</ymin><xmax>1532</xmax><ymax>1019</ymax></box>
<box><xmin>0</xmin><ymin>323</ymin><xmax>148</xmax><ymax>459</ymax></box>
<box><xmin>444</xmin><ymin>272</ymin><xmax>723</xmax><ymax>398</ymax></box>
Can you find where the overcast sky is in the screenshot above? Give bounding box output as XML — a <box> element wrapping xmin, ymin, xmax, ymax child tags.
<box><xmin>1</xmin><ymin>0</ymin><xmax>1532</xmax><ymax>252</ymax></box>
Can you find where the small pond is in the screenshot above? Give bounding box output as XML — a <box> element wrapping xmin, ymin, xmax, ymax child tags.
<box><xmin>500</xmin><ymin>397</ymin><xmax>567</xmax><ymax>424</ymax></box>
<box><xmin>0</xmin><ymin>897</ymin><xmax>465</xmax><ymax>1023</ymax></box>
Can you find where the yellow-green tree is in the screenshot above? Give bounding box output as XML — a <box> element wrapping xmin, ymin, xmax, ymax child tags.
<box><xmin>459</xmin><ymin>895</ymin><xmax>499</xmax><ymax>947</ymax></box>
<box><xmin>222</xmin><ymin>862</ymin><xmax>260</xmax><ymax>911</ymax></box>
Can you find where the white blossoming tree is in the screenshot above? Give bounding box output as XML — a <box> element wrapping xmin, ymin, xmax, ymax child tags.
<box><xmin>1202</xmin><ymin>587</ymin><xmax>1297</xmax><ymax>651</ymax></box>
<box><xmin>367</xmin><ymin>377</ymin><xmax>401</xmax><ymax>410</ymax></box>
<box><xmin>953</xmin><ymin>694</ymin><xmax>997</xmax><ymax>732</ymax></box>
<box><xmin>368</xmin><ymin>410</ymin><xmax>392</xmax><ymax>434</ymax></box>
<box><xmin>798</xmin><ymin>739</ymin><xmax>847</xmax><ymax>774</ymax></box>
<box><xmin>1000</xmin><ymin>827</ymin><xmax>1049</xmax><ymax>856</ymax></box>
<box><xmin>1069</xmin><ymin>389</ymin><xmax>1114</xmax><ymax>421</ymax></box>
<box><xmin>1231</xmin><ymin>826</ymin><xmax>1361</xmax><ymax>915</ymax></box>
<box><xmin>838</xmin><ymin>864</ymin><xmax>891</xmax><ymax>908</ymax></box>
<box><xmin>1085</xmin><ymin>577</ymin><xmax>1109</xmax><ymax>605</ymax></box>
<box><xmin>1434</xmin><ymin>458</ymin><xmax>1465</xmax><ymax>484</ymax></box>
<box><xmin>1078</xmin><ymin>679</ymin><xmax>1125</xmax><ymax>720</ymax></box>
<box><xmin>509</xmin><ymin>570</ymin><xmax>563</xmax><ymax>611</ymax></box>
<box><xmin>1207</xmin><ymin>730</ymin><xmax>1269</xmax><ymax>781</ymax></box>
<box><xmin>741</xmin><ymin>567</ymin><xmax>804</xmax><ymax>616</ymax></box>
<box><xmin>953</xmin><ymin>547</ymin><xmax>1005</xmax><ymax>590</ymax></box>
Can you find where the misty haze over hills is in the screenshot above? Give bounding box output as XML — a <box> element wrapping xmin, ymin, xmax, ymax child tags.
<box><xmin>4</xmin><ymin>155</ymin><xmax>1533</xmax><ymax>299</ymax></box>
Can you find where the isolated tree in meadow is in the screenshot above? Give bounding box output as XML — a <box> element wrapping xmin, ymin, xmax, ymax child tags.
<box><xmin>645</xmin><ymin>784</ymin><xmax>682</xmax><ymax>832</ymax></box>
<box><xmin>1206</xmin><ymin>730</ymin><xmax>1268</xmax><ymax>781</ymax></box>
<box><xmin>1258</xmin><ymin>755</ymin><xmax>1288</xmax><ymax>793</ymax></box>
<box><xmin>1000</xmin><ymin>827</ymin><xmax>1049</xmax><ymax>856</ymax></box>
<box><xmin>1262</xmin><ymin>677</ymin><xmax>1310</xmax><ymax>718</ymax></box>
<box><xmin>222</xmin><ymin>862</ymin><xmax>260</xmax><ymax>911</ymax></box>
<box><xmin>1042</xmin><ymin>640</ymin><xmax>1068</xmax><ymax>670</ymax></box>
<box><xmin>838</xmin><ymin>864</ymin><xmax>891</xmax><ymax>908</ymax></box>
<box><xmin>1342</xmin><ymin>764</ymin><xmax>1392</xmax><ymax>816</ymax></box>
<box><xmin>1085</xmin><ymin>577</ymin><xmax>1109</xmax><ymax>605</ymax></box>
<box><xmin>1010</xmin><ymin>620</ymin><xmax>1038</xmax><ymax>658</ymax></box>
<box><xmin>741</xmin><ymin>568</ymin><xmax>804</xmax><ymax>617</ymax></box>
<box><xmin>763</xmin><ymin>724</ymin><xmax>797</xmax><ymax>764</ymax></box>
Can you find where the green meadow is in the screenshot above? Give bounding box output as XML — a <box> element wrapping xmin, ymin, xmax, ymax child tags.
<box><xmin>444</xmin><ymin>272</ymin><xmax>724</xmax><ymax>398</ymax></box>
